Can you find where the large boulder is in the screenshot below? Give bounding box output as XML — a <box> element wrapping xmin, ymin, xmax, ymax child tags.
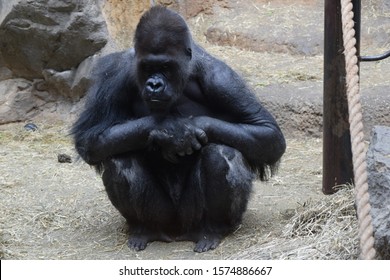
<box><xmin>0</xmin><ymin>79</ymin><xmax>57</xmax><ymax>123</ymax></box>
<box><xmin>41</xmin><ymin>53</ymin><xmax>102</xmax><ymax>99</ymax></box>
<box><xmin>367</xmin><ymin>126</ymin><xmax>390</xmax><ymax>259</ymax></box>
<box><xmin>0</xmin><ymin>0</ymin><xmax>110</xmax><ymax>121</ymax></box>
<box><xmin>0</xmin><ymin>0</ymin><xmax>108</xmax><ymax>80</ymax></box>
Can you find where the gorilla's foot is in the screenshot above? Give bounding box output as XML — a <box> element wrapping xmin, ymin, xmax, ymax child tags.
<box><xmin>176</xmin><ymin>231</ymin><xmax>223</xmax><ymax>252</ymax></box>
<box><xmin>127</xmin><ymin>230</ymin><xmax>173</xmax><ymax>251</ymax></box>
<box><xmin>193</xmin><ymin>233</ymin><xmax>222</xmax><ymax>253</ymax></box>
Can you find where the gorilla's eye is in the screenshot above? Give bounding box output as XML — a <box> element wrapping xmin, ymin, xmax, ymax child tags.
<box><xmin>138</xmin><ymin>62</ymin><xmax>151</xmax><ymax>72</ymax></box>
<box><xmin>186</xmin><ymin>48</ymin><xmax>192</xmax><ymax>58</ymax></box>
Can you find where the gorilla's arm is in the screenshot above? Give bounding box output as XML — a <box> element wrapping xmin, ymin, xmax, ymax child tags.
<box><xmin>76</xmin><ymin>117</ymin><xmax>157</xmax><ymax>165</ymax></box>
<box><xmin>194</xmin><ymin>115</ymin><xmax>285</xmax><ymax>166</ymax></box>
<box><xmin>76</xmin><ymin>115</ymin><xmax>207</xmax><ymax>165</ymax></box>
<box><xmin>72</xmin><ymin>50</ymin><xmax>157</xmax><ymax>165</ymax></box>
<box><xmin>72</xmin><ymin>49</ymin><xmax>206</xmax><ymax>165</ymax></box>
<box><xmin>73</xmin><ymin>47</ymin><xmax>285</xmax><ymax>173</ymax></box>
<box><xmin>194</xmin><ymin>53</ymin><xmax>286</xmax><ymax>177</ymax></box>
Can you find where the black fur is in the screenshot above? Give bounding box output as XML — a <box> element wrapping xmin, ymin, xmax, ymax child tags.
<box><xmin>72</xmin><ymin>6</ymin><xmax>285</xmax><ymax>252</ymax></box>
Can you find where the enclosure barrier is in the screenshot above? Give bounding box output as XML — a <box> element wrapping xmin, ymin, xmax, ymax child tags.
<box><xmin>340</xmin><ymin>0</ymin><xmax>376</xmax><ymax>260</ymax></box>
<box><xmin>323</xmin><ymin>0</ymin><xmax>390</xmax><ymax>259</ymax></box>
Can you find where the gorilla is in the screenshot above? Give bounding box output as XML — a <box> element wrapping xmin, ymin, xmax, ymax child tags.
<box><xmin>72</xmin><ymin>6</ymin><xmax>286</xmax><ymax>253</ymax></box>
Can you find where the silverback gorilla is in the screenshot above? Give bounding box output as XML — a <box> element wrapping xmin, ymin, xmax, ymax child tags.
<box><xmin>72</xmin><ymin>6</ymin><xmax>286</xmax><ymax>253</ymax></box>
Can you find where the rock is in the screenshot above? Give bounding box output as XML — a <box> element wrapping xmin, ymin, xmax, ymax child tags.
<box><xmin>367</xmin><ymin>125</ymin><xmax>390</xmax><ymax>259</ymax></box>
<box><xmin>57</xmin><ymin>153</ymin><xmax>72</xmax><ymax>163</ymax></box>
<box><xmin>0</xmin><ymin>78</ymin><xmax>60</xmax><ymax>124</ymax></box>
<box><xmin>0</xmin><ymin>52</ymin><xmax>13</xmax><ymax>81</ymax></box>
<box><xmin>0</xmin><ymin>0</ymin><xmax>108</xmax><ymax>79</ymax></box>
<box><xmin>42</xmin><ymin>69</ymin><xmax>74</xmax><ymax>98</ymax></box>
<box><xmin>0</xmin><ymin>0</ymin><xmax>111</xmax><ymax>120</ymax></box>
<box><xmin>24</xmin><ymin>123</ymin><xmax>39</xmax><ymax>132</ymax></box>
<box><xmin>69</xmin><ymin>54</ymin><xmax>101</xmax><ymax>99</ymax></box>
<box><xmin>41</xmin><ymin>53</ymin><xmax>102</xmax><ymax>100</ymax></box>
<box><xmin>0</xmin><ymin>66</ymin><xmax>13</xmax><ymax>81</ymax></box>
<box><xmin>0</xmin><ymin>79</ymin><xmax>35</xmax><ymax>123</ymax></box>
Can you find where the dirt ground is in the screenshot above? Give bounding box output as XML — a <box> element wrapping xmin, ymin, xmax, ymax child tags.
<box><xmin>0</xmin><ymin>0</ymin><xmax>389</xmax><ymax>260</ymax></box>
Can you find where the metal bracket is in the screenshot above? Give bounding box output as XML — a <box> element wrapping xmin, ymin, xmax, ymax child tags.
<box><xmin>360</xmin><ymin>50</ymin><xmax>390</xmax><ymax>62</ymax></box>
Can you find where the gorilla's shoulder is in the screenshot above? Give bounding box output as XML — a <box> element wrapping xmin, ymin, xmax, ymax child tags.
<box><xmin>92</xmin><ymin>48</ymin><xmax>136</xmax><ymax>77</ymax></box>
<box><xmin>97</xmin><ymin>48</ymin><xmax>135</xmax><ymax>66</ymax></box>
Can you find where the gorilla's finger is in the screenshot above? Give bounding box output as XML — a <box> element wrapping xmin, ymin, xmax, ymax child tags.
<box><xmin>191</xmin><ymin>138</ymin><xmax>202</xmax><ymax>151</ymax></box>
<box><xmin>163</xmin><ymin>151</ymin><xmax>179</xmax><ymax>163</ymax></box>
<box><xmin>178</xmin><ymin>151</ymin><xmax>186</xmax><ymax>156</ymax></box>
<box><xmin>186</xmin><ymin>147</ymin><xmax>193</xmax><ymax>155</ymax></box>
<box><xmin>195</xmin><ymin>128</ymin><xmax>208</xmax><ymax>145</ymax></box>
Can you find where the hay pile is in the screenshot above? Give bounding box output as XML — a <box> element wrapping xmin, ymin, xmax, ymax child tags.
<box><xmin>230</xmin><ymin>185</ymin><xmax>359</xmax><ymax>259</ymax></box>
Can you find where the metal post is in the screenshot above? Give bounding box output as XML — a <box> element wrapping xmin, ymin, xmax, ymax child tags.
<box><xmin>353</xmin><ymin>0</ymin><xmax>361</xmax><ymax>60</ymax></box>
<box><xmin>322</xmin><ymin>0</ymin><xmax>354</xmax><ymax>194</ymax></box>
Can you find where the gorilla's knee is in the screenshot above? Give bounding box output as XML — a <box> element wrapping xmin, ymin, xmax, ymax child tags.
<box><xmin>102</xmin><ymin>155</ymin><xmax>144</xmax><ymax>187</ymax></box>
<box><xmin>201</xmin><ymin>144</ymin><xmax>254</xmax><ymax>186</ymax></box>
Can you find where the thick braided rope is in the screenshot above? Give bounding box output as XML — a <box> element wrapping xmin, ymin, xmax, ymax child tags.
<box><xmin>340</xmin><ymin>0</ymin><xmax>376</xmax><ymax>259</ymax></box>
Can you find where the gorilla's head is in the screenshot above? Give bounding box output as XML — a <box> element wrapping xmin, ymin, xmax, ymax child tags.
<box><xmin>134</xmin><ymin>6</ymin><xmax>193</xmax><ymax>113</ymax></box>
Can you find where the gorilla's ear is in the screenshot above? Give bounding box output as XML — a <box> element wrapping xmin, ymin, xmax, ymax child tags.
<box><xmin>186</xmin><ymin>47</ymin><xmax>192</xmax><ymax>59</ymax></box>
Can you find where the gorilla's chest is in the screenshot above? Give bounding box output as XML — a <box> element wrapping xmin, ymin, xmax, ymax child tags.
<box><xmin>169</xmin><ymin>79</ymin><xmax>211</xmax><ymax>117</ymax></box>
<box><xmin>131</xmin><ymin>80</ymin><xmax>212</xmax><ymax>118</ymax></box>
<box><xmin>131</xmin><ymin>79</ymin><xmax>234</xmax><ymax>122</ymax></box>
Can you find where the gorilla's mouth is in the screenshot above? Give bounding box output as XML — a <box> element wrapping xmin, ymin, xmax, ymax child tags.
<box><xmin>150</xmin><ymin>98</ymin><xmax>167</xmax><ymax>103</ymax></box>
<box><xmin>146</xmin><ymin>99</ymin><xmax>171</xmax><ymax>112</ymax></box>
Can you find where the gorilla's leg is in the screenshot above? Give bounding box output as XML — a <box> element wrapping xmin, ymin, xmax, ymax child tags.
<box><xmin>102</xmin><ymin>154</ymin><xmax>175</xmax><ymax>251</ymax></box>
<box><xmin>179</xmin><ymin>144</ymin><xmax>254</xmax><ymax>252</ymax></box>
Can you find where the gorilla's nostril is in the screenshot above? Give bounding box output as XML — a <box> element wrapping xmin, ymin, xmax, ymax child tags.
<box><xmin>146</xmin><ymin>77</ymin><xmax>165</xmax><ymax>93</ymax></box>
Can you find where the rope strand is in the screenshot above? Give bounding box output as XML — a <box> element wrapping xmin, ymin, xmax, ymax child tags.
<box><xmin>340</xmin><ymin>0</ymin><xmax>376</xmax><ymax>260</ymax></box>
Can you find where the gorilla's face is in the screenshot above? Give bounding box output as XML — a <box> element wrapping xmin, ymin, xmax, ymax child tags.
<box><xmin>136</xmin><ymin>49</ymin><xmax>191</xmax><ymax>113</ymax></box>
<box><xmin>133</xmin><ymin>6</ymin><xmax>193</xmax><ymax>114</ymax></box>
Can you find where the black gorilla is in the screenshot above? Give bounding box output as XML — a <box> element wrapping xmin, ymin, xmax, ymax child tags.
<box><xmin>72</xmin><ymin>6</ymin><xmax>286</xmax><ymax>252</ymax></box>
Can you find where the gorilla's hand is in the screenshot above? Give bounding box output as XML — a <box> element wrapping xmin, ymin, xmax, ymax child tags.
<box><xmin>148</xmin><ymin>117</ymin><xmax>208</xmax><ymax>163</ymax></box>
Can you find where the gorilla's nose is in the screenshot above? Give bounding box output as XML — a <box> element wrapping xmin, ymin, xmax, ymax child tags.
<box><xmin>146</xmin><ymin>77</ymin><xmax>165</xmax><ymax>94</ymax></box>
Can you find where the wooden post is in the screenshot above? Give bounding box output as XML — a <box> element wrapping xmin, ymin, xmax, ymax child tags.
<box><xmin>322</xmin><ymin>0</ymin><xmax>354</xmax><ymax>194</ymax></box>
